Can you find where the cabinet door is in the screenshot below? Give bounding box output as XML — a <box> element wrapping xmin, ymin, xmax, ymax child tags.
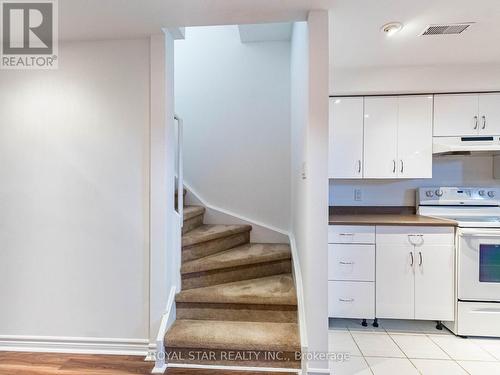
<box><xmin>415</xmin><ymin>244</ymin><xmax>455</xmax><ymax>321</ymax></box>
<box><xmin>376</xmin><ymin>243</ymin><xmax>415</xmax><ymax>319</ymax></box>
<box><xmin>479</xmin><ymin>94</ymin><xmax>500</xmax><ymax>135</ymax></box>
<box><xmin>397</xmin><ymin>96</ymin><xmax>433</xmax><ymax>179</ymax></box>
<box><xmin>329</xmin><ymin>97</ymin><xmax>364</xmax><ymax>178</ymax></box>
<box><xmin>434</xmin><ymin>94</ymin><xmax>479</xmax><ymax>136</ymax></box>
<box><xmin>364</xmin><ymin>97</ymin><xmax>398</xmax><ymax>178</ymax></box>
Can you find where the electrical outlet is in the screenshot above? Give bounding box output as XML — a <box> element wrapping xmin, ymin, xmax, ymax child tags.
<box><xmin>354</xmin><ymin>189</ymin><xmax>362</xmax><ymax>201</ymax></box>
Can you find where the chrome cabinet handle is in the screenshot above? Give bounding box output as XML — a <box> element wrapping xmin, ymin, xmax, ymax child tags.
<box><xmin>357</xmin><ymin>160</ymin><xmax>361</xmax><ymax>174</ymax></box>
<box><xmin>400</xmin><ymin>160</ymin><xmax>404</xmax><ymax>173</ymax></box>
<box><xmin>339</xmin><ymin>298</ymin><xmax>354</xmax><ymax>303</ymax></box>
<box><xmin>419</xmin><ymin>251</ymin><xmax>423</xmax><ymax>266</ymax></box>
<box><xmin>474</xmin><ymin>116</ymin><xmax>479</xmax><ymax>129</ymax></box>
<box><xmin>482</xmin><ymin>115</ymin><xmax>486</xmax><ymax>130</ymax></box>
<box><xmin>339</xmin><ymin>261</ymin><xmax>355</xmax><ymax>265</ymax></box>
<box><xmin>410</xmin><ymin>252</ymin><xmax>414</xmax><ymax>266</ymax></box>
<box><xmin>339</xmin><ymin>233</ymin><xmax>354</xmax><ymax>236</ymax></box>
<box><xmin>393</xmin><ymin>160</ymin><xmax>396</xmax><ymax>173</ymax></box>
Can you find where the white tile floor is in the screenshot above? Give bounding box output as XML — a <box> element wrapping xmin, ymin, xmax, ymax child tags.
<box><xmin>329</xmin><ymin>319</ymin><xmax>500</xmax><ymax>375</ymax></box>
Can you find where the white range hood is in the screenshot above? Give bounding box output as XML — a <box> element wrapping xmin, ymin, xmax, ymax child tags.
<box><xmin>433</xmin><ymin>136</ymin><xmax>500</xmax><ymax>155</ymax></box>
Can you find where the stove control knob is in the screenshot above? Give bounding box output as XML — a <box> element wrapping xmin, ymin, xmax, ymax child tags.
<box><xmin>488</xmin><ymin>191</ymin><xmax>496</xmax><ymax>198</ymax></box>
<box><xmin>479</xmin><ymin>190</ymin><xmax>486</xmax><ymax>197</ymax></box>
<box><xmin>435</xmin><ymin>189</ymin><xmax>443</xmax><ymax>197</ymax></box>
<box><xmin>426</xmin><ymin>190</ymin><xmax>434</xmax><ymax>198</ymax></box>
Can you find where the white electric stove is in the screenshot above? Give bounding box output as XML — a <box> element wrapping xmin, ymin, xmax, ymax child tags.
<box><xmin>417</xmin><ymin>187</ymin><xmax>500</xmax><ymax>337</ymax></box>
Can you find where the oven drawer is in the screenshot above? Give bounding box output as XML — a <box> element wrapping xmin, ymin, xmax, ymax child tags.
<box><xmin>458</xmin><ymin>301</ymin><xmax>500</xmax><ymax>337</ymax></box>
<box><xmin>328</xmin><ymin>244</ymin><xmax>375</xmax><ymax>281</ymax></box>
<box><xmin>328</xmin><ymin>225</ymin><xmax>375</xmax><ymax>244</ymax></box>
<box><xmin>328</xmin><ymin>281</ymin><xmax>375</xmax><ymax>319</ymax></box>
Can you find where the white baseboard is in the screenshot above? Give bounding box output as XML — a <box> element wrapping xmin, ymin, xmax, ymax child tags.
<box><xmin>0</xmin><ymin>335</ymin><xmax>149</xmax><ymax>356</ymax></box>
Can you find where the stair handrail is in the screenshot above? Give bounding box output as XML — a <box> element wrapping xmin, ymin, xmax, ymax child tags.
<box><xmin>174</xmin><ymin>114</ymin><xmax>183</xmax><ymax>226</ymax></box>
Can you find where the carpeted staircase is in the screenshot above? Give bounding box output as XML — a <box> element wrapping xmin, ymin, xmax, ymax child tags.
<box><xmin>165</xmin><ymin>195</ymin><xmax>301</xmax><ymax>369</ymax></box>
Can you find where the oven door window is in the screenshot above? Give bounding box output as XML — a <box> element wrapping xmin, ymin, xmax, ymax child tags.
<box><xmin>480</xmin><ymin>244</ymin><xmax>500</xmax><ymax>283</ymax></box>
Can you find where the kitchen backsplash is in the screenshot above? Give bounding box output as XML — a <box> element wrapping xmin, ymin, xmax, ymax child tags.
<box><xmin>330</xmin><ymin>156</ymin><xmax>500</xmax><ymax>207</ymax></box>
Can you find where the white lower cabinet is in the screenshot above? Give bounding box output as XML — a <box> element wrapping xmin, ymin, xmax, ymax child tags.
<box><xmin>328</xmin><ymin>225</ymin><xmax>455</xmax><ymax>322</ymax></box>
<box><xmin>376</xmin><ymin>226</ymin><xmax>455</xmax><ymax>321</ymax></box>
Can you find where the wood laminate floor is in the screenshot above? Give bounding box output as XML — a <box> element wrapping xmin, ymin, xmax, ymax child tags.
<box><xmin>0</xmin><ymin>352</ymin><xmax>292</xmax><ymax>375</ymax></box>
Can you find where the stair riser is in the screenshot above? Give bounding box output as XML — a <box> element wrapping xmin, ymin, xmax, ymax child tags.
<box><xmin>182</xmin><ymin>214</ymin><xmax>204</xmax><ymax>234</ymax></box>
<box><xmin>182</xmin><ymin>232</ymin><xmax>250</xmax><ymax>262</ymax></box>
<box><xmin>176</xmin><ymin>303</ymin><xmax>297</xmax><ymax>323</ymax></box>
<box><xmin>164</xmin><ymin>348</ymin><xmax>301</xmax><ymax>369</ymax></box>
<box><xmin>182</xmin><ymin>260</ymin><xmax>292</xmax><ymax>289</ymax></box>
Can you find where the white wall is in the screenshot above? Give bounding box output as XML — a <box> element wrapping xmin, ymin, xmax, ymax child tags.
<box><xmin>0</xmin><ymin>39</ymin><xmax>151</xmax><ymax>343</ymax></box>
<box><xmin>291</xmin><ymin>11</ymin><xmax>329</xmax><ymax>373</ymax></box>
<box><xmin>175</xmin><ymin>25</ymin><xmax>291</xmax><ymax>232</ymax></box>
<box><xmin>331</xmin><ymin>156</ymin><xmax>499</xmax><ymax>206</ymax></box>
<box><xmin>331</xmin><ymin>63</ymin><xmax>500</xmax><ymax>96</ymax></box>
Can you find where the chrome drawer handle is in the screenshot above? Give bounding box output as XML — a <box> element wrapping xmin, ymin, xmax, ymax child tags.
<box><xmin>339</xmin><ymin>298</ymin><xmax>354</xmax><ymax>303</ymax></box>
<box><xmin>339</xmin><ymin>261</ymin><xmax>355</xmax><ymax>265</ymax></box>
<box><xmin>339</xmin><ymin>233</ymin><xmax>354</xmax><ymax>236</ymax></box>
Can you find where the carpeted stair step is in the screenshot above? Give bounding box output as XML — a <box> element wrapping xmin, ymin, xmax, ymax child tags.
<box><xmin>176</xmin><ymin>274</ymin><xmax>297</xmax><ymax>323</ymax></box>
<box><xmin>182</xmin><ymin>224</ymin><xmax>251</xmax><ymax>262</ymax></box>
<box><xmin>164</xmin><ymin>320</ymin><xmax>301</xmax><ymax>368</ymax></box>
<box><xmin>182</xmin><ymin>206</ymin><xmax>205</xmax><ymax>234</ymax></box>
<box><xmin>181</xmin><ymin>243</ymin><xmax>292</xmax><ymax>289</ymax></box>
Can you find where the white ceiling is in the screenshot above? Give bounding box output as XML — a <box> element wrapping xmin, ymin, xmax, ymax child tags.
<box><xmin>58</xmin><ymin>0</ymin><xmax>332</xmax><ymax>41</ymax></box>
<box><xmin>330</xmin><ymin>0</ymin><xmax>500</xmax><ymax>68</ymax></box>
<box><xmin>59</xmin><ymin>0</ymin><xmax>500</xmax><ymax>68</ymax></box>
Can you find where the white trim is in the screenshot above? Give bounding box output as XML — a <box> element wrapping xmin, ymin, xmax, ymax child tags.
<box><xmin>0</xmin><ymin>335</ymin><xmax>148</xmax><ymax>356</ymax></box>
<box><xmin>183</xmin><ymin>182</ymin><xmax>289</xmax><ymax>243</ymax></box>
<box><xmin>306</xmin><ymin>367</ymin><xmax>330</xmax><ymax>374</ymax></box>
<box><xmin>152</xmin><ymin>286</ymin><xmax>177</xmax><ymax>374</ymax></box>
<box><xmin>289</xmin><ymin>234</ymin><xmax>308</xmax><ymax>375</ymax></box>
<box><xmin>168</xmin><ymin>363</ymin><xmax>301</xmax><ymax>373</ymax></box>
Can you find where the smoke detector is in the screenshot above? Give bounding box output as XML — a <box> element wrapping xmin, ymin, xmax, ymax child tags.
<box><xmin>381</xmin><ymin>22</ymin><xmax>404</xmax><ymax>36</ymax></box>
<box><xmin>421</xmin><ymin>23</ymin><xmax>474</xmax><ymax>36</ymax></box>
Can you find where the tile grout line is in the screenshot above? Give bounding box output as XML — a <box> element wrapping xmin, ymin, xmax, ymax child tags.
<box><xmin>347</xmin><ymin>324</ymin><xmax>375</xmax><ymax>375</ymax></box>
<box><xmin>385</xmin><ymin>327</ymin><xmax>423</xmax><ymax>374</ymax></box>
<box><xmin>425</xmin><ymin>333</ymin><xmax>473</xmax><ymax>375</ymax></box>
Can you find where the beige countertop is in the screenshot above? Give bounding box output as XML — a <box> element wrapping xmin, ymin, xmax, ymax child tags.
<box><xmin>329</xmin><ymin>214</ymin><xmax>457</xmax><ymax>226</ymax></box>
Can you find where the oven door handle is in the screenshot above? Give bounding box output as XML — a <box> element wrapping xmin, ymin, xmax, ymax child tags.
<box><xmin>461</xmin><ymin>233</ymin><xmax>500</xmax><ymax>238</ymax></box>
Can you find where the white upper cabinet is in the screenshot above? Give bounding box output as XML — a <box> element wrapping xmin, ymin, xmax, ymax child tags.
<box><xmin>478</xmin><ymin>94</ymin><xmax>500</xmax><ymax>135</ymax></box>
<box><xmin>397</xmin><ymin>96</ymin><xmax>433</xmax><ymax>179</ymax></box>
<box><xmin>364</xmin><ymin>96</ymin><xmax>432</xmax><ymax>179</ymax></box>
<box><xmin>329</xmin><ymin>97</ymin><xmax>364</xmax><ymax>178</ymax></box>
<box><xmin>434</xmin><ymin>94</ymin><xmax>480</xmax><ymax>136</ymax></box>
<box><xmin>363</xmin><ymin>97</ymin><xmax>398</xmax><ymax>178</ymax></box>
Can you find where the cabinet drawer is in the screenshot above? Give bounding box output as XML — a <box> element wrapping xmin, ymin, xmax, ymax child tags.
<box><xmin>328</xmin><ymin>281</ymin><xmax>375</xmax><ymax>319</ymax></box>
<box><xmin>376</xmin><ymin>226</ymin><xmax>454</xmax><ymax>246</ymax></box>
<box><xmin>328</xmin><ymin>244</ymin><xmax>375</xmax><ymax>281</ymax></box>
<box><xmin>329</xmin><ymin>225</ymin><xmax>375</xmax><ymax>244</ymax></box>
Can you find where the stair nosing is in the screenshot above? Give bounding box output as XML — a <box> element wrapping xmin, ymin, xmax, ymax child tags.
<box><xmin>183</xmin><ymin>206</ymin><xmax>206</xmax><ymax>221</ymax></box>
<box><xmin>181</xmin><ymin>243</ymin><xmax>291</xmax><ymax>275</ymax></box>
<box><xmin>165</xmin><ymin>320</ymin><xmax>301</xmax><ymax>352</ymax></box>
<box><xmin>182</xmin><ymin>224</ymin><xmax>252</xmax><ymax>247</ymax></box>
<box><xmin>175</xmin><ymin>274</ymin><xmax>297</xmax><ymax>306</ymax></box>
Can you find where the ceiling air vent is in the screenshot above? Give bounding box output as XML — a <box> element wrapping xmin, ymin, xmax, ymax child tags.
<box><xmin>421</xmin><ymin>23</ymin><xmax>473</xmax><ymax>36</ymax></box>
